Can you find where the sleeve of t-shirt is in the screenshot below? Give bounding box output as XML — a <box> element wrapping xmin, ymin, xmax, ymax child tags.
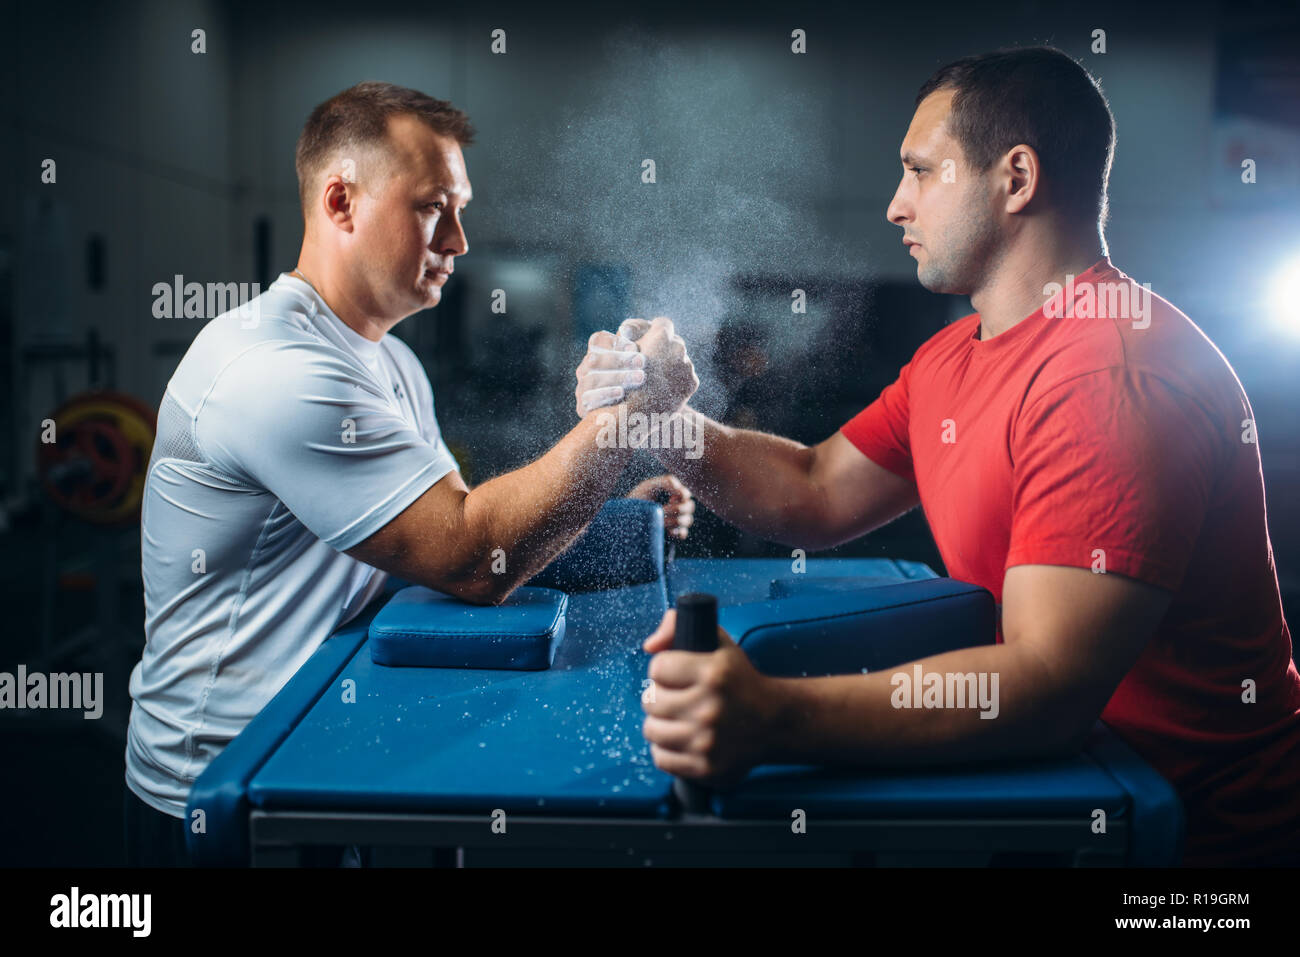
<box><xmin>1005</xmin><ymin>368</ymin><xmax>1219</xmax><ymax>591</ymax></box>
<box><xmin>388</xmin><ymin>335</ymin><xmax>460</xmax><ymax>470</ymax></box>
<box><xmin>416</xmin><ymin>376</ymin><xmax>458</xmax><ymax>472</ymax></box>
<box><xmin>197</xmin><ymin>341</ymin><xmax>460</xmax><ymax>551</ymax></box>
<box><xmin>838</xmin><ymin>359</ymin><xmax>916</xmax><ymax>483</ymax></box>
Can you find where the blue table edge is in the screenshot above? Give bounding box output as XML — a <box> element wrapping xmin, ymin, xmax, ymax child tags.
<box><xmin>187</xmin><ymin>568</ymin><xmax>1184</xmax><ymax>866</ymax></box>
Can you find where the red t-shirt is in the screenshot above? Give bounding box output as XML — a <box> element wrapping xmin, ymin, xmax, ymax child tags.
<box><xmin>841</xmin><ymin>258</ymin><xmax>1300</xmax><ymax>866</ymax></box>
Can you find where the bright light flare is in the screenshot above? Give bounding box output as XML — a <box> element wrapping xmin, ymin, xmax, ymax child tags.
<box><xmin>1269</xmin><ymin>255</ymin><xmax>1300</xmax><ymax>339</ymax></box>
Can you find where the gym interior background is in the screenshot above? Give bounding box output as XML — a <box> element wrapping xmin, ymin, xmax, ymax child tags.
<box><xmin>1</xmin><ymin>0</ymin><xmax>1297</xmax><ymax>864</ymax></box>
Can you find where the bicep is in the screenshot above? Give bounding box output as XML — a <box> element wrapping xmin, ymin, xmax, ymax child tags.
<box><xmin>807</xmin><ymin>431</ymin><xmax>919</xmax><ymax>547</ymax></box>
<box><xmin>1001</xmin><ymin>564</ymin><xmax>1172</xmax><ymax>737</ymax></box>
<box><xmin>344</xmin><ymin>468</ymin><xmax>479</xmax><ymax>590</ymax></box>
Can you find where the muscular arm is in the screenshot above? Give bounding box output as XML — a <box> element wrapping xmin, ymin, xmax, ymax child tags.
<box><xmin>346</xmin><ymin>409</ymin><xmax>633</xmax><ymax>605</ymax></box>
<box><xmin>348</xmin><ymin>320</ymin><xmax>698</xmax><ymax>606</ymax></box>
<box><xmin>762</xmin><ymin>564</ymin><xmax>1172</xmax><ymax>766</ymax></box>
<box><xmin>650</xmin><ymin>409</ymin><xmax>919</xmax><ymax>550</ymax></box>
<box><xmin>645</xmin><ymin>564</ymin><xmax>1172</xmax><ymax>784</ymax></box>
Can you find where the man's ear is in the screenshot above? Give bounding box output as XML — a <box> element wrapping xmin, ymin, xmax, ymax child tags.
<box><xmin>319</xmin><ymin>175</ymin><xmax>356</xmax><ymax>232</ymax></box>
<box><xmin>1002</xmin><ymin>143</ymin><xmax>1040</xmax><ymax>215</ymax></box>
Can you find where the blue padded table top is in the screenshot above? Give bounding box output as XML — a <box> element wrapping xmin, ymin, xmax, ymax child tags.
<box><xmin>248</xmin><ymin>559</ymin><xmax>934</xmax><ymax>817</ymax></box>
<box><xmin>667</xmin><ymin>557</ymin><xmax>937</xmax><ymax>607</ymax></box>
<box><xmin>249</xmin><ymin>579</ymin><xmax>673</xmax><ymax>816</ymax></box>
<box><xmin>243</xmin><ymin>558</ymin><xmax>1168</xmax><ymax>840</ymax></box>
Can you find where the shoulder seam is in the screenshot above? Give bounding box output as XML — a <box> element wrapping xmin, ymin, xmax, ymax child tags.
<box><xmin>191</xmin><ymin>338</ymin><xmax>314</xmax><ymax>470</ymax></box>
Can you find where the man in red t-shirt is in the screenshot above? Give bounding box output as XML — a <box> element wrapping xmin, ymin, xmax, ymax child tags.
<box><xmin>582</xmin><ymin>47</ymin><xmax>1300</xmax><ymax>865</ymax></box>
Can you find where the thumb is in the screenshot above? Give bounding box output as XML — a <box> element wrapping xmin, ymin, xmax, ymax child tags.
<box><xmin>619</xmin><ymin>318</ymin><xmax>652</xmax><ymax>343</ymax></box>
<box><xmin>643</xmin><ymin>609</ymin><xmax>676</xmax><ymax>652</ymax></box>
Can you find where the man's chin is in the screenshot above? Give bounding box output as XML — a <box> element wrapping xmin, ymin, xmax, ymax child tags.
<box><xmin>389</xmin><ymin>288</ymin><xmax>440</xmax><ymax>320</ymax></box>
<box><xmin>915</xmin><ymin>267</ymin><xmax>941</xmax><ymax>293</ymax></box>
<box><xmin>916</xmin><ymin>266</ymin><xmax>960</xmax><ymax>296</ymax></box>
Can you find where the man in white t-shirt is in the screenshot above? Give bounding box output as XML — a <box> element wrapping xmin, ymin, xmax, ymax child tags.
<box><xmin>124</xmin><ymin>82</ymin><xmax>697</xmax><ymax>864</ymax></box>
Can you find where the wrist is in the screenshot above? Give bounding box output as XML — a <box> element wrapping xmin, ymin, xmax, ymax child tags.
<box><xmin>624</xmin><ymin>386</ymin><xmax>694</xmax><ymax>419</ymax></box>
<box><xmin>623</xmin><ymin>387</ymin><xmax>658</xmax><ymax>417</ymax></box>
<box><xmin>757</xmin><ymin>676</ymin><xmax>802</xmax><ymax>765</ymax></box>
<box><xmin>582</xmin><ymin>398</ymin><xmax>629</xmax><ymax>422</ymax></box>
<box><xmin>649</xmin><ymin>406</ymin><xmax>707</xmax><ymax>467</ymax></box>
<box><xmin>581</xmin><ymin>400</ymin><xmax>631</xmax><ymax>455</ymax></box>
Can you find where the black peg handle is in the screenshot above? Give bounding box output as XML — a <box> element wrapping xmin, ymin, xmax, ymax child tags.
<box><xmin>674</xmin><ymin>592</ymin><xmax>718</xmax><ymax>653</ymax></box>
<box><xmin>672</xmin><ymin>592</ymin><xmax>718</xmax><ymax>812</ymax></box>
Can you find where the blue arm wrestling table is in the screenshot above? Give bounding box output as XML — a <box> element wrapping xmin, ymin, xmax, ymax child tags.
<box><xmin>187</xmin><ymin>502</ymin><xmax>1184</xmax><ymax>867</ymax></box>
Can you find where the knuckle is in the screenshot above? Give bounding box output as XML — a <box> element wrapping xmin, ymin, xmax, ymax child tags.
<box><xmin>695</xmin><ymin>728</ymin><xmax>717</xmax><ymax>756</ymax></box>
<box><xmin>696</xmin><ymin>698</ymin><xmax>722</xmax><ymax>726</ymax></box>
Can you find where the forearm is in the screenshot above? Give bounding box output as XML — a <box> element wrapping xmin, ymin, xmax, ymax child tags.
<box><xmin>762</xmin><ymin>642</ymin><xmax>1091</xmax><ymax>768</ymax></box>
<box><xmin>457</xmin><ymin>406</ymin><xmax>634</xmax><ymax>592</ymax></box>
<box><xmin>650</xmin><ymin>407</ymin><xmax>826</xmax><ymax>546</ymax></box>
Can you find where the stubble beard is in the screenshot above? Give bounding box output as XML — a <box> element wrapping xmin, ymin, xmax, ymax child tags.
<box><xmin>916</xmin><ymin>190</ymin><xmax>1001</xmax><ymax>297</ymax></box>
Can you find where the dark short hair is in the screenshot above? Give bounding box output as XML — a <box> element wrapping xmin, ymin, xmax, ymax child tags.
<box><xmin>295</xmin><ymin>81</ymin><xmax>475</xmax><ymax>212</ymax></box>
<box><xmin>916</xmin><ymin>47</ymin><xmax>1115</xmax><ymax>225</ymax></box>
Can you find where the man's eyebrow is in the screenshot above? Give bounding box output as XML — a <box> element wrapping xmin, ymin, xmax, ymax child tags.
<box><xmin>423</xmin><ymin>182</ymin><xmax>472</xmax><ymax>202</ymax></box>
<box><xmin>900</xmin><ymin>151</ymin><xmax>930</xmax><ymax>166</ymax></box>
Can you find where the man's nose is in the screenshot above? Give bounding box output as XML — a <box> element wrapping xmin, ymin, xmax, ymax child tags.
<box><xmin>435</xmin><ymin>214</ymin><xmax>469</xmax><ymax>257</ymax></box>
<box><xmin>886</xmin><ymin>181</ymin><xmax>910</xmax><ymax>226</ymax></box>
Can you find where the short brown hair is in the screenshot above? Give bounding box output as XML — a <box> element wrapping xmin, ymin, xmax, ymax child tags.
<box><xmin>916</xmin><ymin>47</ymin><xmax>1115</xmax><ymax>226</ymax></box>
<box><xmin>295</xmin><ymin>81</ymin><xmax>475</xmax><ymax>213</ymax></box>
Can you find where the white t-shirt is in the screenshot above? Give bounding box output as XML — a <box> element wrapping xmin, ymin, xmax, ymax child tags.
<box><xmin>126</xmin><ymin>273</ymin><xmax>458</xmax><ymax>817</ymax></box>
